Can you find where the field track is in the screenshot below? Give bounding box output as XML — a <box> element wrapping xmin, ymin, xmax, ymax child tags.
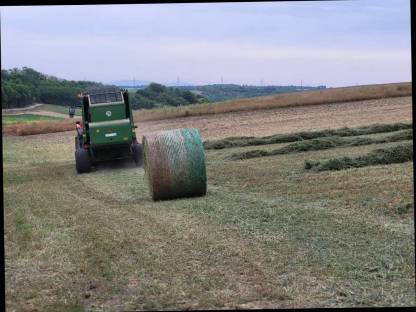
<box><xmin>2</xmin><ymin>103</ymin><xmax>43</xmax><ymax>113</ymax></box>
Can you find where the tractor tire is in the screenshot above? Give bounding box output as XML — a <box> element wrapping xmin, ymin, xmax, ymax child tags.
<box><xmin>132</xmin><ymin>143</ymin><xmax>143</xmax><ymax>167</ymax></box>
<box><xmin>75</xmin><ymin>149</ymin><xmax>92</xmax><ymax>173</ymax></box>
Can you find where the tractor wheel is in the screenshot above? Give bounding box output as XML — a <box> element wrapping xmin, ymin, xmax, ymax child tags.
<box><xmin>75</xmin><ymin>149</ymin><xmax>92</xmax><ymax>173</ymax></box>
<box><xmin>132</xmin><ymin>143</ymin><xmax>143</xmax><ymax>167</ymax></box>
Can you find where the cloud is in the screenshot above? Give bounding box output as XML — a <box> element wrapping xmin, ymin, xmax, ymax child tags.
<box><xmin>0</xmin><ymin>1</ymin><xmax>411</xmax><ymax>86</ymax></box>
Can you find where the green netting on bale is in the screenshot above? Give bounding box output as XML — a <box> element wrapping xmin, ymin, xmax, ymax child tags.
<box><xmin>143</xmin><ymin>128</ymin><xmax>207</xmax><ymax>200</ymax></box>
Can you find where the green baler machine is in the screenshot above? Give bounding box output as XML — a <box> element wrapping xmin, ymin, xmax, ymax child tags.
<box><xmin>72</xmin><ymin>87</ymin><xmax>143</xmax><ymax>173</ymax></box>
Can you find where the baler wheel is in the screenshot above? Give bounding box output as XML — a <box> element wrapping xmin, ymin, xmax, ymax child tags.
<box><xmin>75</xmin><ymin>149</ymin><xmax>92</xmax><ymax>173</ymax></box>
<box><xmin>132</xmin><ymin>143</ymin><xmax>143</xmax><ymax>167</ymax></box>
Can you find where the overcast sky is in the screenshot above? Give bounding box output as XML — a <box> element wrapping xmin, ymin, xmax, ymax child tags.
<box><xmin>0</xmin><ymin>1</ymin><xmax>411</xmax><ymax>87</ymax></box>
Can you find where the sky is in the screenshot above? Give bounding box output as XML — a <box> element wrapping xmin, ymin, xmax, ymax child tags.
<box><xmin>0</xmin><ymin>1</ymin><xmax>412</xmax><ymax>87</ymax></box>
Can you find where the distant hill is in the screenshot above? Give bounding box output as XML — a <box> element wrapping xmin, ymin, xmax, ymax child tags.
<box><xmin>177</xmin><ymin>84</ymin><xmax>326</xmax><ymax>102</ymax></box>
<box><xmin>110</xmin><ymin>80</ymin><xmax>151</xmax><ymax>87</ymax></box>
<box><xmin>111</xmin><ymin>80</ymin><xmax>195</xmax><ymax>88</ymax></box>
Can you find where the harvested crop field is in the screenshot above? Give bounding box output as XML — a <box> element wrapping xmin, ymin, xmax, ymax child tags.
<box><xmin>134</xmin><ymin>82</ymin><xmax>412</xmax><ymax>122</ymax></box>
<box><xmin>3</xmin><ymin>95</ymin><xmax>414</xmax><ymax>311</ymax></box>
<box><xmin>136</xmin><ymin>96</ymin><xmax>412</xmax><ymax>140</ymax></box>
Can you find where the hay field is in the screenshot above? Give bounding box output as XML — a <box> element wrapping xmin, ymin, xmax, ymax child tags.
<box><xmin>2</xmin><ymin>105</ymin><xmax>81</xmax><ymax>136</ymax></box>
<box><xmin>2</xmin><ymin>83</ymin><xmax>411</xmax><ymax>138</ymax></box>
<box><xmin>134</xmin><ymin>82</ymin><xmax>412</xmax><ymax>122</ymax></box>
<box><xmin>4</xmin><ymin>129</ymin><xmax>414</xmax><ymax>309</ymax></box>
<box><xmin>3</xmin><ymin>90</ymin><xmax>414</xmax><ymax>310</ymax></box>
<box><xmin>136</xmin><ymin>96</ymin><xmax>412</xmax><ymax>140</ymax></box>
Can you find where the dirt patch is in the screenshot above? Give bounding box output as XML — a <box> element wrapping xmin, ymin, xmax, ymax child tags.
<box><xmin>136</xmin><ymin>96</ymin><xmax>412</xmax><ymax>141</ymax></box>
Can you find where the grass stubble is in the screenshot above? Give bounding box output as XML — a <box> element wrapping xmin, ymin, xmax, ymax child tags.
<box><xmin>134</xmin><ymin>82</ymin><xmax>412</xmax><ymax>122</ymax></box>
<box><xmin>3</xmin><ymin>121</ymin><xmax>414</xmax><ymax>310</ymax></box>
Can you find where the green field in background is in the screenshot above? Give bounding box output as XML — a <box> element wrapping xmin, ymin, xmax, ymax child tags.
<box><xmin>2</xmin><ymin>114</ymin><xmax>64</xmax><ymax>125</ymax></box>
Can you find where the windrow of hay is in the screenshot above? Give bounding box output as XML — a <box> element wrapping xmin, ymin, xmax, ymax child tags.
<box><xmin>229</xmin><ymin>129</ymin><xmax>413</xmax><ymax>160</ymax></box>
<box><xmin>304</xmin><ymin>143</ymin><xmax>413</xmax><ymax>171</ymax></box>
<box><xmin>2</xmin><ymin>120</ymin><xmax>75</xmax><ymax>136</ymax></box>
<box><xmin>134</xmin><ymin>82</ymin><xmax>412</xmax><ymax>122</ymax></box>
<box><xmin>143</xmin><ymin>128</ymin><xmax>207</xmax><ymax>201</ymax></box>
<box><xmin>205</xmin><ymin>122</ymin><xmax>413</xmax><ymax>150</ymax></box>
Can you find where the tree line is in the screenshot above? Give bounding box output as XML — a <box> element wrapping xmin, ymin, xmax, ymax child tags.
<box><xmin>179</xmin><ymin>84</ymin><xmax>326</xmax><ymax>102</ymax></box>
<box><xmin>2</xmin><ymin>67</ymin><xmax>325</xmax><ymax>110</ymax></box>
<box><xmin>2</xmin><ymin>67</ymin><xmax>105</xmax><ymax>108</ymax></box>
<box><xmin>130</xmin><ymin>83</ymin><xmax>207</xmax><ymax>109</ymax></box>
<box><xmin>1</xmin><ymin>67</ymin><xmax>208</xmax><ymax>110</ymax></box>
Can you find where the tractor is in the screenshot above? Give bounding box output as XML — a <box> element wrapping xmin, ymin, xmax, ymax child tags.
<box><xmin>70</xmin><ymin>87</ymin><xmax>143</xmax><ymax>173</ymax></box>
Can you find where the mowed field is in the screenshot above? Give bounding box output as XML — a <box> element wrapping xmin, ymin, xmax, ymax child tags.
<box><xmin>3</xmin><ymin>95</ymin><xmax>414</xmax><ymax>311</ymax></box>
<box><xmin>136</xmin><ymin>96</ymin><xmax>412</xmax><ymax>140</ymax></box>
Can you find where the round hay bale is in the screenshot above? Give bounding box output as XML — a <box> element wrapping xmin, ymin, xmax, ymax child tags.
<box><xmin>143</xmin><ymin>128</ymin><xmax>207</xmax><ymax>200</ymax></box>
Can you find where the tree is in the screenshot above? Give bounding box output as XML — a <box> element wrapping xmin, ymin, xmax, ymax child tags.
<box><xmin>1</xmin><ymin>67</ymin><xmax>106</xmax><ymax>108</ymax></box>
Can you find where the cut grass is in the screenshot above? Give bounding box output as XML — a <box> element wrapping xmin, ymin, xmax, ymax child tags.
<box><xmin>229</xmin><ymin>129</ymin><xmax>413</xmax><ymax>160</ymax></box>
<box><xmin>304</xmin><ymin>143</ymin><xmax>413</xmax><ymax>171</ymax></box>
<box><xmin>2</xmin><ymin>114</ymin><xmax>64</xmax><ymax>125</ymax></box>
<box><xmin>205</xmin><ymin>122</ymin><xmax>413</xmax><ymax>150</ymax></box>
<box><xmin>134</xmin><ymin>82</ymin><xmax>412</xmax><ymax>122</ymax></box>
<box><xmin>3</xmin><ymin>128</ymin><xmax>414</xmax><ymax>310</ymax></box>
